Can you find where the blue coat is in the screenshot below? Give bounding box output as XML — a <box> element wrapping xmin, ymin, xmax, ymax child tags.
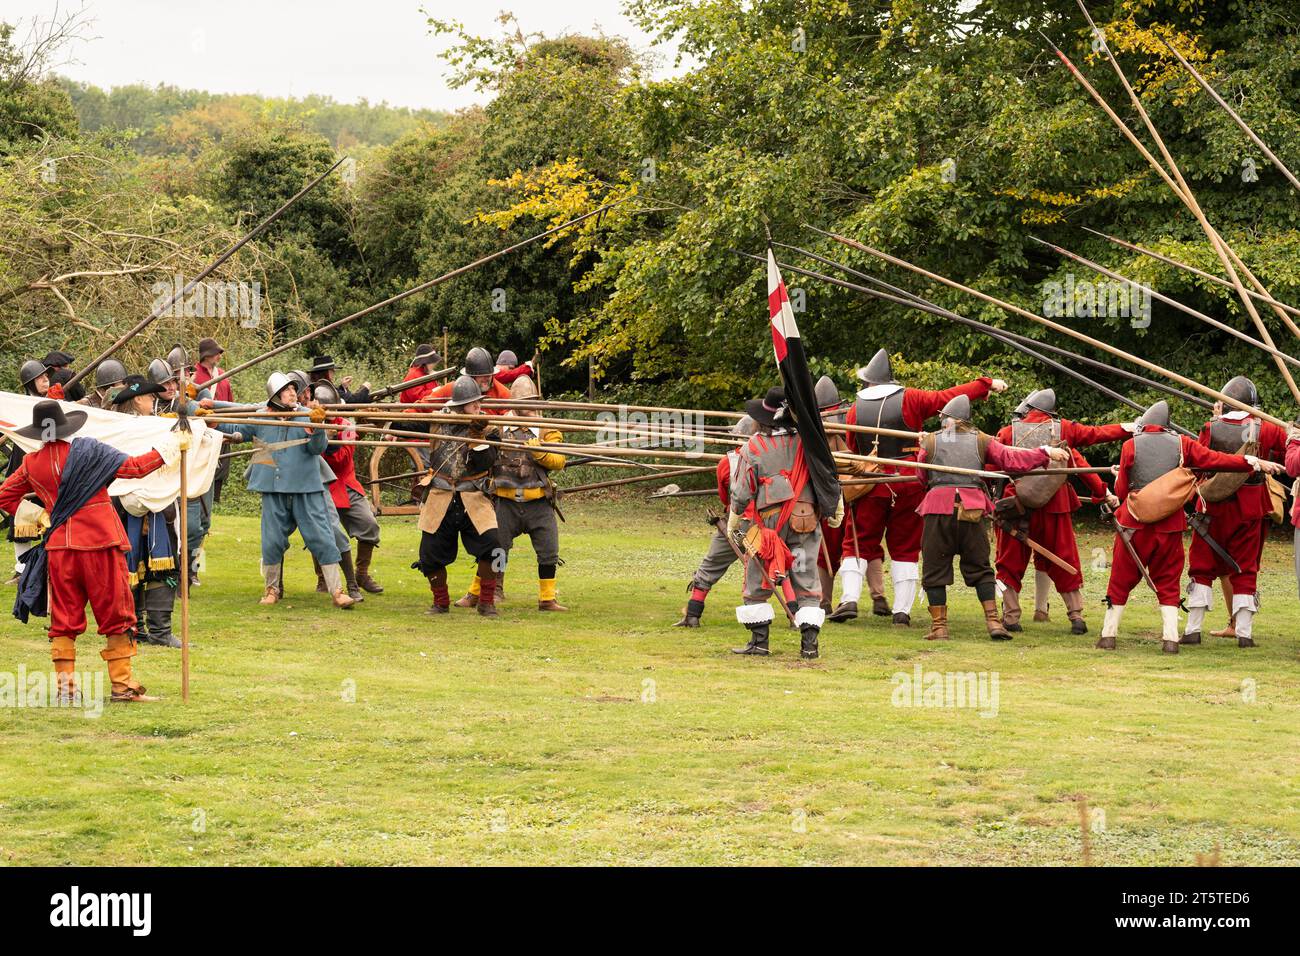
<box><xmin>225</xmin><ymin>406</ymin><xmax>329</xmax><ymax>494</ymax></box>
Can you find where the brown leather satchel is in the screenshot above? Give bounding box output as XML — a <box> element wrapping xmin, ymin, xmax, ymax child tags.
<box><xmin>1125</xmin><ymin>448</ymin><xmax>1197</xmax><ymax>524</ymax></box>
<box><xmin>1197</xmin><ymin>428</ymin><xmax>1258</xmax><ymax>503</ymax></box>
<box><xmin>789</xmin><ymin>500</ymin><xmax>819</xmax><ymax>534</ymax></box>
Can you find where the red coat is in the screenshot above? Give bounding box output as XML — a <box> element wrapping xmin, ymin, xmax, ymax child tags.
<box><xmin>192</xmin><ymin>363</ymin><xmax>233</xmax><ymax>403</ymax></box>
<box><xmin>715</xmin><ymin>454</ymin><xmax>731</xmax><ymax>509</ymax></box>
<box><xmin>0</xmin><ymin>441</ymin><xmax>164</xmax><ymax>551</ymax></box>
<box><xmin>494</xmin><ymin>363</ymin><xmax>534</xmax><ymax>385</ymax></box>
<box><xmin>399</xmin><ymin>366</ymin><xmax>438</xmax><ymax>405</ymax></box>
<box><xmin>1195</xmin><ymin>417</ymin><xmax>1287</xmax><ymax>521</ymax></box>
<box><xmin>845</xmin><ymin>377</ymin><xmax>992</xmax><ymax>496</ymax></box>
<box><xmin>1114</xmin><ymin>430</ymin><xmax>1252</xmax><ymax>533</ymax></box>
<box><xmin>994</xmin><ymin>412</ymin><xmax>1127</xmax><ymax>513</ymax></box>
<box><xmin>324</xmin><ymin>421</ymin><xmax>366</xmax><ymax>509</ymax></box>
<box><xmin>1286</xmin><ymin>437</ymin><xmax>1300</xmax><ymax>525</ymax></box>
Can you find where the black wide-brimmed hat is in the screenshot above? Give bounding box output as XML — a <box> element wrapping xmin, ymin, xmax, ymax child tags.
<box><xmin>411</xmin><ymin>343</ymin><xmax>440</xmax><ymax>368</ymax></box>
<box><xmin>14</xmin><ymin>400</ymin><xmax>87</xmax><ymax>440</ymax></box>
<box><xmin>744</xmin><ymin>386</ymin><xmax>787</xmax><ymax>428</ymax></box>
<box><xmin>110</xmin><ymin>374</ymin><xmax>167</xmax><ymax>407</ymax></box>
<box><xmin>309</xmin><ymin>355</ymin><xmax>336</xmax><ymax>373</ymax></box>
<box><xmin>42</xmin><ymin>350</ymin><xmax>75</xmax><ymax>369</ymax></box>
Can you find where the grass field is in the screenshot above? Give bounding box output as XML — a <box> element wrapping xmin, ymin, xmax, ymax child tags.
<box><xmin>1</xmin><ymin>498</ymin><xmax>1297</xmax><ymax>866</ymax></box>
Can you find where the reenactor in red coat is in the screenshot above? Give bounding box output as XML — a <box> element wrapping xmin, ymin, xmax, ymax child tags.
<box><xmin>1101</xmin><ymin>401</ymin><xmax>1281</xmax><ymax>654</ymax></box>
<box><xmin>1183</xmin><ymin>377</ymin><xmax>1288</xmax><ymax>648</ymax></box>
<box><xmin>829</xmin><ymin>349</ymin><xmax>1006</xmax><ymax>626</ymax></box>
<box><xmin>993</xmin><ymin>388</ymin><xmax>1130</xmax><ymax>634</ymax></box>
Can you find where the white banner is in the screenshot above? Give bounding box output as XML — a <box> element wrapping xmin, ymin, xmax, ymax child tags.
<box><xmin>0</xmin><ymin>392</ymin><xmax>222</xmax><ymax>512</ymax></box>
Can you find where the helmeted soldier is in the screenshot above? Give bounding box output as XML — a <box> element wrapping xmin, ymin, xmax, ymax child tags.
<box><xmin>1183</xmin><ymin>377</ymin><xmax>1287</xmax><ymax>648</ymax></box>
<box><xmin>318</xmin><ymin>379</ymin><xmax>385</xmax><ymax>597</ymax></box>
<box><xmin>917</xmin><ymin>395</ymin><xmax>1067</xmax><ymax>641</ymax></box>
<box><xmin>466</xmin><ymin>374</ymin><xmax>568</xmax><ymax>611</ymax></box>
<box><xmin>310</xmin><ymin>354</ymin><xmax>371</xmax><ymax>405</ymax></box>
<box><xmin>80</xmin><ymin>359</ymin><xmax>128</xmax><ymax>410</ymax></box>
<box><xmin>415</xmin><ymin>374</ymin><xmax>501</xmax><ymax>616</ymax></box>
<box><xmin>993</xmin><ymin>387</ymin><xmax>1129</xmax><ymax>635</ymax></box>
<box><xmin>1102</xmin><ymin>400</ymin><xmax>1278</xmax><ymax>653</ymax></box>
<box><xmin>19</xmin><ymin>359</ymin><xmax>50</xmax><ymax>398</ymax></box>
<box><xmin>830</xmin><ymin>349</ymin><xmax>1007</xmax><ymax>627</ymax></box>
<box><xmin>428</xmin><ymin>347</ymin><xmax>513</xmax><ymax>411</ymax></box>
<box><xmin>673</xmin><ymin>414</ymin><xmax>756</xmax><ymax>628</ymax></box>
<box><xmin>728</xmin><ymin>386</ymin><xmax>843</xmax><ymax>660</ymax></box>
<box><xmin>217</xmin><ymin>371</ymin><xmax>355</xmax><ymax>609</ymax></box>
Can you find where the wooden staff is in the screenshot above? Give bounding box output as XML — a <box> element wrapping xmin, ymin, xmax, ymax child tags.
<box><xmin>818</xmin><ymin>230</ymin><xmax>1294</xmax><ymax>429</ymax></box>
<box><xmin>558</xmin><ymin>466</ymin><xmax>714</xmax><ymax>495</ymax></box>
<box><xmin>1048</xmin><ymin>13</ymin><xmax>1300</xmax><ymax>375</ymax></box>
<box><xmin>177</xmin><ymin>370</ymin><xmax>192</xmax><ymax>703</ymax></box>
<box><xmin>1029</xmin><ymin>236</ymin><xmax>1300</xmax><ymax>368</ymax></box>
<box><xmin>70</xmin><ymin>157</ymin><xmax>348</xmax><ymax>388</ymax></box>
<box><xmin>1082</xmin><ymin>227</ymin><xmax>1300</xmax><ymax>321</ymax></box>
<box><xmin>203</xmin><ymin>200</ymin><xmax>625</xmax><ymax>389</ymax></box>
<box><xmin>1159</xmin><ymin>35</ymin><xmax>1300</xmax><ymax>193</ymax></box>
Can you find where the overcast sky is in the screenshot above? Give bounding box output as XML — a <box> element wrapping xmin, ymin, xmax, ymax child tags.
<box><xmin>9</xmin><ymin>0</ymin><xmax>681</xmax><ymax>111</ymax></box>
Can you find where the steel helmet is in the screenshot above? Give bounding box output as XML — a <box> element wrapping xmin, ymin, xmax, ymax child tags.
<box><xmin>509</xmin><ymin>375</ymin><xmax>538</xmax><ymax>400</ymax></box>
<box><xmin>19</xmin><ymin>359</ymin><xmax>47</xmax><ymax>391</ymax></box>
<box><xmin>814</xmin><ymin>375</ymin><xmax>841</xmax><ymax>410</ymax></box>
<box><xmin>94</xmin><ymin>358</ymin><xmax>128</xmax><ymax>390</ymax></box>
<box><xmin>462</xmin><ymin>347</ymin><xmax>493</xmax><ymax>377</ymax></box>
<box><xmin>266</xmin><ymin>371</ymin><xmax>295</xmax><ymax>405</ymax></box>
<box><xmin>287</xmin><ymin>369</ymin><xmax>311</xmax><ymax>394</ymax></box>
<box><xmin>1138</xmin><ymin>400</ymin><xmax>1171</xmax><ymax>429</ymax></box>
<box><xmin>1221</xmin><ymin>376</ymin><xmax>1259</xmax><ymax>408</ymax></box>
<box><xmin>444</xmin><ymin>374</ymin><xmax>482</xmax><ymax>408</ymax></box>
<box><xmin>939</xmin><ymin>394</ymin><xmax>972</xmax><ymax>423</ymax></box>
<box><xmin>312</xmin><ymin>380</ymin><xmax>341</xmax><ymax>406</ymax></box>
<box><xmin>167</xmin><ymin>344</ymin><xmax>188</xmax><ymax>373</ymax></box>
<box><xmin>855</xmin><ymin>349</ymin><xmax>895</xmax><ymax>386</ymax></box>
<box><xmin>147</xmin><ymin>358</ymin><xmax>176</xmax><ymax>385</ymax></box>
<box><xmin>495</xmin><ymin>349</ymin><xmax>519</xmax><ymax>369</ymax></box>
<box><xmin>1023</xmin><ymin>388</ymin><xmax>1057</xmax><ymax>415</ymax></box>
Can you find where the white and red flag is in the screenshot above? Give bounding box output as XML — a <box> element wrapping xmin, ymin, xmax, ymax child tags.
<box><xmin>765</xmin><ymin>246</ymin><xmax>842</xmax><ymax>519</ymax></box>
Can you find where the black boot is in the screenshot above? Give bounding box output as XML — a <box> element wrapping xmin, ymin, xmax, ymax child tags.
<box><xmin>731</xmin><ymin>624</ymin><xmax>770</xmax><ymax>656</ymax></box>
<box><xmin>828</xmin><ymin>601</ymin><xmax>858</xmax><ymax>622</ymax></box>
<box><xmin>674</xmin><ymin>598</ymin><xmax>705</xmax><ymax>628</ymax></box>
<box><xmin>339</xmin><ymin>551</ymin><xmax>363</xmax><ymax>603</ymax></box>
<box><xmin>800</xmin><ymin>626</ymin><xmax>820</xmax><ymax>660</ymax></box>
<box><xmin>142</xmin><ymin>584</ymin><xmax>182</xmax><ymax>648</ymax></box>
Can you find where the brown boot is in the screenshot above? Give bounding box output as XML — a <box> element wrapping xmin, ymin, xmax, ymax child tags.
<box><xmin>1062</xmin><ymin>589</ymin><xmax>1087</xmax><ymax>635</ymax></box>
<box><xmin>260</xmin><ymin>586</ymin><xmax>280</xmax><ymax>605</ymax></box>
<box><xmin>102</xmin><ymin>634</ymin><xmax>159</xmax><ymax>702</ymax></box>
<box><xmin>538</xmin><ymin>577</ymin><xmax>567</xmax><ymax>611</ymax></box>
<box><xmin>339</xmin><ymin>551</ymin><xmax>363</xmax><ymax>603</ymax></box>
<box><xmin>313</xmin><ymin>556</ymin><xmax>327</xmax><ymax>593</ymax></box>
<box><xmin>355</xmin><ymin>541</ymin><xmax>384</xmax><ymax>593</ymax></box>
<box><xmin>983</xmin><ymin>600</ymin><xmax>1011</xmax><ymax>640</ymax></box>
<box><xmin>925</xmin><ymin>605</ymin><xmax>949</xmax><ymax>640</ymax></box>
<box><xmin>454</xmin><ymin>578</ymin><xmax>480</xmax><ymax>608</ymax></box>
<box><xmin>51</xmin><ymin>636</ymin><xmax>78</xmax><ymax>705</ymax></box>
<box><xmin>867</xmin><ymin>559</ymin><xmax>889</xmax><ymax>615</ymax></box>
<box><xmin>1001</xmin><ymin>586</ymin><xmax>1023</xmax><ymax>632</ymax></box>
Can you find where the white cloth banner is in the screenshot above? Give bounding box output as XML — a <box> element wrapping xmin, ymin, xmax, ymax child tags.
<box><xmin>0</xmin><ymin>392</ymin><xmax>222</xmax><ymax>512</ymax></box>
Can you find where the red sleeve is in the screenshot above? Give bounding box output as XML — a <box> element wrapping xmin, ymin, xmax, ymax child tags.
<box><xmin>1287</xmin><ymin>438</ymin><xmax>1300</xmax><ymax>477</ymax></box>
<box><xmin>1182</xmin><ymin>435</ymin><xmax>1253</xmax><ymax>473</ymax></box>
<box><xmin>844</xmin><ymin>402</ymin><xmax>861</xmax><ymax>455</ymax></box>
<box><xmin>716</xmin><ymin>457</ymin><xmax>730</xmax><ymax>507</ymax></box>
<box><xmin>994</xmin><ymin>424</ymin><xmax>1012</xmax><ymax>444</ymax></box>
<box><xmin>494</xmin><ymin>364</ymin><xmax>532</xmax><ymax>385</ymax></box>
<box><xmin>985</xmin><ymin>440</ymin><xmax>1048</xmax><ymax>475</ymax></box>
<box><xmin>901</xmin><ymin>378</ymin><xmax>992</xmax><ymax>429</ymax></box>
<box><xmin>1062</xmin><ymin>420</ymin><xmax>1129</xmax><ymax>448</ymax></box>
<box><xmin>117</xmin><ymin>449</ymin><xmax>164</xmax><ymax>479</ymax></box>
<box><xmin>0</xmin><ymin>460</ymin><xmax>33</xmax><ymax>516</ymax></box>
<box><xmin>1114</xmin><ymin>440</ymin><xmax>1134</xmax><ymax>500</ymax></box>
<box><xmin>1072</xmin><ymin>447</ymin><xmax>1109</xmax><ymax>501</ymax></box>
<box><xmin>1259</xmin><ymin>421</ymin><xmax>1288</xmax><ymax>462</ymax></box>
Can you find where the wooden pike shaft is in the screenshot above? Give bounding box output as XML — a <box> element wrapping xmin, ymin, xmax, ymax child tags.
<box><xmin>70</xmin><ymin>157</ymin><xmax>348</xmax><ymax>389</ymax></box>
<box><xmin>1160</xmin><ymin>36</ymin><xmax>1300</xmax><ymax>193</ymax></box>
<box><xmin>822</xmin><ymin>231</ymin><xmax>1292</xmax><ymax>428</ymax></box>
<box><xmin>1030</xmin><ymin>236</ymin><xmax>1300</xmax><ymax>368</ymax></box>
<box><xmin>559</xmin><ymin>466</ymin><xmax>714</xmax><ymax>495</ymax></box>
<box><xmin>1051</xmin><ymin>11</ymin><xmax>1300</xmax><ymax>397</ymax></box>
<box><xmin>1082</xmin><ymin>227</ymin><xmax>1300</xmax><ymax>321</ymax></box>
<box><xmin>204</xmin><ymin>200</ymin><xmax>624</xmax><ymax>388</ymax></box>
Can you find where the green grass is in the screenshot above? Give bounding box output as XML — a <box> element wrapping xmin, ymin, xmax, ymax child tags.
<box><xmin>1</xmin><ymin>499</ymin><xmax>1297</xmax><ymax>866</ymax></box>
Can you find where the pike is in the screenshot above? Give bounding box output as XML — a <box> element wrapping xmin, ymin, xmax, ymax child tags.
<box><xmin>366</xmin><ymin>365</ymin><xmax>459</xmax><ymax>401</ymax></box>
<box><xmin>816</xmin><ymin>229</ymin><xmax>1294</xmax><ymax>429</ymax></box>
<box><xmin>1081</xmin><ymin>227</ymin><xmax>1300</xmax><ymax>322</ymax></box>
<box><xmin>560</xmin><ymin>466</ymin><xmax>714</xmax><ymax>496</ymax></box>
<box><xmin>761</xmin><ymin>249</ymin><xmax>1200</xmax><ymax>438</ymax></box>
<box><xmin>70</xmin><ymin>157</ymin><xmax>348</xmax><ymax>389</ymax></box>
<box><xmin>1159</xmin><ymin>36</ymin><xmax>1300</xmax><ymax>194</ymax></box>
<box><xmin>204</xmin><ymin>200</ymin><xmax>625</xmax><ymax>389</ymax></box>
<box><xmin>782</xmin><ymin>239</ymin><xmax>1211</xmax><ymax>409</ymax></box>
<box><xmin>1030</xmin><ymin>236</ymin><xmax>1300</xmax><ymax>370</ymax></box>
<box><xmin>1048</xmin><ymin>10</ymin><xmax>1300</xmax><ymax>400</ymax></box>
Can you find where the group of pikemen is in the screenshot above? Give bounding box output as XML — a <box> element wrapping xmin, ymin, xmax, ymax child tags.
<box><xmin>677</xmin><ymin>349</ymin><xmax>1294</xmax><ymax>659</ymax></box>
<box><xmin>1</xmin><ymin>342</ymin><xmax>562</xmax><ymax>703</ymax></box>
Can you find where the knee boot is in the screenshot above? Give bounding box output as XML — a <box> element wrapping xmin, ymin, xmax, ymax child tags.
<box><xmin>983</xmin><ymin>599</ymin><xmax>1011</xmax><ymax>640</ymax></box>
<box><xmin>795</xmin><ymin>606</ymin><xmax>824</xmax><ymax>659</ymax></box>
<box><xmin>867</xmin><ymin>558</ymin><xmax>889</xmax><ymax>616</ymax></box>
<box><xmin>732</xmin><ymin>623</ymin><xmax>770</xmax><ymax>656</ymax></box>
<box><xmin>925</xmin><ymin>604</ymin><xmax>949</xmax><ymax>641</ymax></box>
<box><xmin>355</xmin><ymin>540</ymin><xmax>383</xmax><ymax>593</ymax></box>
<box><xmin>1000</xmin><ymin>584</ymin><xmax>1023</xmax><ymax>631</ymax></box>
<box><xmin>51</xmin><ymin>635</ymin><xmax>78</xmax><ymax>704</ymax></box>
<box><xmin>339</xmin><ymin>550</ymin><xmax>363</xmax><ymax>603</ymax></box>
<box><xmin>102</xmin><ymin>633</ymin><xmax>157</xmax><ymax>702</ymax></box>
<box><xmin>143</xmin><ymin>584</ymin><xmax>181</xmax><ymax>648</ymax></box>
